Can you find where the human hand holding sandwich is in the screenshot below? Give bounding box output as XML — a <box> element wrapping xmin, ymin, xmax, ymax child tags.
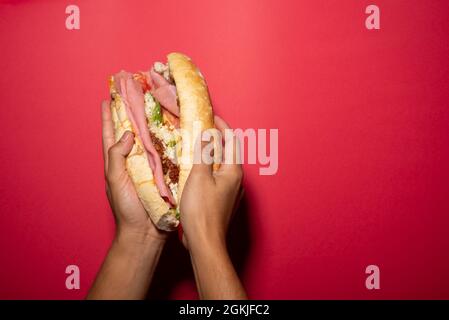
<box><xmin>180</xmin><ymin>116</ymin><xmax>247</xmax><ymax>300</ymax></box>
<box><xmin>87</xmin><ymin>101</ymin><xmax>168</xmax><ymax>300</ymax></box>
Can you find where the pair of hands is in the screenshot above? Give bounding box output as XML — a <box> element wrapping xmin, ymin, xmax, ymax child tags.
<box><xmin>93</xmin><ymin>100</ymin><xmax>246</xmax><ymax>299</ymax></box>
<box><xmin>101</xmin><ymin>100</ymin><xmax>242</xmax><ymax>248</ymax></box>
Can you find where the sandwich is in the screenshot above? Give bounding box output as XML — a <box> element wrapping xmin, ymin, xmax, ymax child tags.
<box><xmin>109</xmin><ymin>53</ymin><xmax>215</xmax><ymax>231</ymax></box>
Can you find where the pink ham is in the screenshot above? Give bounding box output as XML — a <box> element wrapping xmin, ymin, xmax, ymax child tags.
<box><xmin>149</xmin><ymin>69</ymin><xmax>180</xmax><ymax>117</ymax></box>
<box><xmin>150</xmin><ymin>69</ymin><xmax>169</xmax><ymax>87</ymax></box>
<box><xmin>153</xmin><ymin>85</ymin><xmax>179</xmax><ymax>117</ymax></box>
<box><xmin>114</xmin><ymin>71</ymin><xmax>175</xmax><ymax>205</ymax></box>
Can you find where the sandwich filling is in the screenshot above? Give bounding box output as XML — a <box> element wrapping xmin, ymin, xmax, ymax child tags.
<box><xmin>113</xmin><ymin>62</ymin><xmax>181</xmax><ymax>212</ymax></box>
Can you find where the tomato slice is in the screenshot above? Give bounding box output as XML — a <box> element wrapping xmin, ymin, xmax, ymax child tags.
<box><xmin>133</xmin><ymin>72</ymin><xmax>152</xmax><ymax>93</ymax></box>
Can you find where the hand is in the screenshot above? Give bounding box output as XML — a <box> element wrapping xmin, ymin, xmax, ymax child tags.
<box><xmin>180</xmin><ymin>115</ymin><xmax>243</xmax><ymax>249</ymax></box>
<box><xmin>101</xmin><ymin>100</ymin><xmax>168</xmax><ymax>243</ymax></box>
<box><xmin>179</xmin><ymin>115</ymin><xmax>247</xmax><ymax>299</ymax></box>
<box><xmin>88</xmin><ymin>101</ymin><xmax>168</xmax><ymax>300</ymax></box>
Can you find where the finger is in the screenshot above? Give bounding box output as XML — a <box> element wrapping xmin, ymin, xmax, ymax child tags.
<box><xmin>214</xmin><ymin>115</ymin><xmax>228</xmax><ymax>133</ymax></box>
<box><xmin>190</xmin><ymin>136</ymin><xmax>213</xmax><ymax>176</ymax></box>
<box><xmin>214</xmin><ymin>115</ymin><xmax>242</xmax><ymax>171</ymax></box>
<box><xmin>102</xmin><ymin>100</ymin><xmax>115</xmax><ymax>175</ymax></box>
<box><xmin>107</xmin><ymin>131</ymin><xmax>134</xmax><ymax>182</ymax></box>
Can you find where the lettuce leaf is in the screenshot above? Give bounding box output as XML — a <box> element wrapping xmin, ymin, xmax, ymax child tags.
<box><xmin>152</xmin><ymin>99</ymin><xmax>163</xmax><ymax>125</ymax></box>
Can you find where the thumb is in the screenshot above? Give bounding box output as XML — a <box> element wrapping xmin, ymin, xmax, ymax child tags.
<box><xmin>107</xmin><ymin>131</ymin><xmax>134</xmax><ymax>182</ymax></box>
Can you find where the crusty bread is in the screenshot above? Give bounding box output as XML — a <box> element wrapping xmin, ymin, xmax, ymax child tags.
<box><xmin>167</xmin><ymin>53</ymin><xmax>215</xmax><ymax>201</ymax></box>
<box><xmin>108</xmin><ymin>52</ymin><xmax>214</xmax><ymax>231</ymax></box>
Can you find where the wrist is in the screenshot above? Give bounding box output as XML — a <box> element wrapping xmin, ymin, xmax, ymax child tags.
<box><xmin>115</xmin><ymin>226</ymin><xmax>166</xmax><ymax>253</ymax></box>
<box><xmin>188</xmin><ymin>230</ymin><xmax>228</xmax><ymax>257</ymax></box>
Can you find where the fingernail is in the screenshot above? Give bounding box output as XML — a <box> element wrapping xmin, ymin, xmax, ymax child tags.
<box><xmin>121</xmin><ymin>131</ymin><xmax>132</xmax><ymax>142</ymax></box>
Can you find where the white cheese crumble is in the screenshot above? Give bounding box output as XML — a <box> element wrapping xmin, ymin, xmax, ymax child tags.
<box><xmin>153</xmin><ymin>61</ymin><xmax>172</xmax><ymax>82</ymax></box>
<box><xmin>143</xmin><ymin>92</ymin><xmax>180</xmax><ymax>163</ymax></box>
<box><xmin>154</xmin><ymin>61</ymin><xmax>167</xmax><ymax>73</ymax></box>
<box><xmin>169</xmin><ymin>183</ymin><xmax>178</xmax><ymax>204</ymax></box>
<box><xmin>144</xmin><ymin>92</ymin><xmax>156</xmax><ymax>119</ymax></box>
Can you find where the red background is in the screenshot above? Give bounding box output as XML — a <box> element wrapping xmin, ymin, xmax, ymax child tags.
<box><xmin>1</xmin><ymin>0</ymin><xmax>449</xmax><ymax>299</ymax></box>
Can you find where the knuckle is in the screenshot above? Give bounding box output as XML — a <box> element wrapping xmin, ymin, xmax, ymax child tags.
<box><xmin>107</xmin><ymin>144</ymin><xmax>118</xmax><ymax>158</ymax></box>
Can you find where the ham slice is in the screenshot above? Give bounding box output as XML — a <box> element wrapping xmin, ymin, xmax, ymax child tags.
<box><xmin>114</xmin><ymin>71</ymin><xmax>175</xmax><ymax>205</ymax></box>
<box><xmin>150</xmin><ymin>69</ymin><xmax>169</xmax><ymax>87</ymax></box>
<box><xmin>153</xmin><ymin>85</ymin><xmax>179</xmax><ymax>117</ymax></box>
<box><xmin>162</xmin><ymin>108</ymin><xmax>180</xmax><ymax>128</ymax></box>
<box><xmin>149</xmin><ymin>69</ymin><xmax>180</xmax><ymax>117</ymax></box>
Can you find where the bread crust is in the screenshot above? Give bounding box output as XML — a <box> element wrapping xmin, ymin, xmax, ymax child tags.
<box><xmin>167</xmin><ymin>53</ymin><xmax>215</xmax><ymax>200</ymax></box>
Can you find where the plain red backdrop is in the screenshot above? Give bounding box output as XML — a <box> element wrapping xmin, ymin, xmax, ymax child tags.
<box><xmin>1</xmin><ymin>0</ymin><xmax>449</xmax><ymax>299</ymax></box>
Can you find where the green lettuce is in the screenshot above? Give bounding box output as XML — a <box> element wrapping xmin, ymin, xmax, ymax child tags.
<box><xmin>152</xmin><ymin>99</ymin><xmax>163</xmax><ymax>125</ymax></box>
